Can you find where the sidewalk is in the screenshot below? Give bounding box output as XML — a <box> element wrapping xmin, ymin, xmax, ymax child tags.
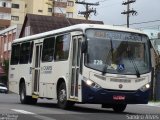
<box><xmin>148</xmin><ymin>102</ymin><xmax>160</xmax><ymax>107</ymax></box>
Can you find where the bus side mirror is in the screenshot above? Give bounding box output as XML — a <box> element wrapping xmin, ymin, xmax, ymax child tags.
<box><xmin>81</xmin><ymin>40</ymin><xmax>88</xmax><ymax>53</ymax></box>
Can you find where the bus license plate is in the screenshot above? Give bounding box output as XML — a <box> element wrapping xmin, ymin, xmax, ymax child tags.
<box><xmin>113</xmin><ymin>95</ymin><xmax>125</xmax><ymax>100</ymax></box>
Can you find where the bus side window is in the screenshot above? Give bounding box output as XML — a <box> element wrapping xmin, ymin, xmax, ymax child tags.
<box><xmin>11</xmin><ymin>44</ymin><xmax>20</xmax><ymax>65</ymax></box>
<box><xmin>19</xmin><ymin>42</ymin><xmax>30</xmax><ymax>64</ymax></box>
<box><xmin>42</xmin><ymin>37</ymin><xmax>55</xmax><ymax>62</ymax></box>
<box><xmin>29</xmin><ymin>42</ymin><xmax>33</xmax><ymax>63</ymax></box>
<box><xmin>54</xmin><ymin>34</ymin><xmax>70</xmax><ymax>61</ymax></box>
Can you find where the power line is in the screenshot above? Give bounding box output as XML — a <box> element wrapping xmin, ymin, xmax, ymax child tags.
<box><xmin>119</xmin><ymin>19</ymin><xmax>160</xmax><ymax>26</ymax></box>
<box><xmin>96</xmin><ymin>1</ymin><xmax>121</xmax><ymax>9</ymax></box>
<box><xmin>136</xmin><ymin>25</ymin><xmax>160</xmax><ymax>30</ymax></box>
<box><xmin>98</xmin><ymin>0</ymin><xmax>110</xmax><ymax>2</ymax></box>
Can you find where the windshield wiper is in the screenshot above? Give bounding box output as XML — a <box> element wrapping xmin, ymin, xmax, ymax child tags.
<box><xmin>102</xmin><ymin>39</ymin><xmax>113</xmax><ymax>75</ymax></box>
<box><xmin>128</xmin><ymin>53</ymin><xmax>140</xmax><ymax>78</ymax></box>
<box><xmin>128</xmin><ymin>57</ymin><xmax>140</xmax><ymax>78</ymax></box>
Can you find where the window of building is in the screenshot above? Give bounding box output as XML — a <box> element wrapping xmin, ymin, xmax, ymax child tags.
<box><xmin>12</xmin><ymin>3</ymin><xmax>19</xmax><ymax>9</ymax></box>
<box><xmin>66</xmin><ymin>12</ymin><xmax>73</xmax><ymax>18</ymax></box>
<box><xmin>56</xmin><ymin>0</ymin><xmax>67</xmax><ymax>2</ymax></box>
<box><xmin>55</xmin><ymin>7</ymin><xmax>66</xmax><ymax>14</ymax></box>
<box><xmin>67</xmin><ymin>1</ymin><xmax>74</xmax><ymax>7</ymax></box>
<box><xmin>11</xmin><ymin>44</ymin><xmax>20</xmax><ymax>65</ymax></box>
<box><xmin>2</xmin><ymin>2</ymin><xmax>6</xmax><ymax>7</ymax></box>
<box><xmin>54</xmin><ymin>34</ymin><xmax>70</xmax><ymax>61</ymax></box>
<box><xmin>38</xmin><ymin>10</ymin><xmax>43</xmax><ymax>13</ymax></box>
<box><xmin>11</xmin><ymin>16</ymin><xmax>19</xmax><ymax>21</ymax></box>
<box><xmin>42</xmin><ymin>37</ymin><xmax>55</xmax><ymax>62</ymax></box>
<box><xmin>48</xmin><ymin>8</ymin><xmax>52</xmax><ymax>12</ymax></box>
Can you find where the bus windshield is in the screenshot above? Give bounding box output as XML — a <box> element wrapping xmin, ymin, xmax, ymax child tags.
<box><xmin>85</xmin><ymin>29</ymin><xmax>151</xmax><ymax>75</ymax></box>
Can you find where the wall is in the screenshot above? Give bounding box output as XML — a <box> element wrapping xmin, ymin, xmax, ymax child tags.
<box><xmin>11</xmin><ymin>0</ymin><xmax>26</xmax><ymax>25</ymax></box>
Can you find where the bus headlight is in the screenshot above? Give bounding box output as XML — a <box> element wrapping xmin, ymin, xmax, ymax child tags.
<box><xmin>83</xmin><ymin>77</ymin><xmax>101</xmax><ymax>89</ymax></box>
<box><xmin>140</xmin><ymin>83</ymin><xmax>150</xmax><ymax>92</ymax></box>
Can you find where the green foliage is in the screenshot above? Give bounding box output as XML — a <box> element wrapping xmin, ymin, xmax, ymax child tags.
<box><xmin>3</xmin><ymin>60</ymin><xmax>9</xmax><ymax>74</ymax></box>
<box><xmin>1</xmin><ymin>60</ymin><xmax>9</xmax><ymax>85</ymax></box>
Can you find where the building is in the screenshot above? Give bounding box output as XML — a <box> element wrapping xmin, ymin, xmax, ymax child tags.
<box><xmin>11</xmin><ymin>0</ymin><xmax>77</xmax><ymax>26</ymax></box>
<box><xmin>0</xmin><ymin>0</ymin><xmax>11</xmax><ymax>30</ymax></box>
<box><xmin>11</xmin><ymin>0</ymin><xmax>26</xmax><ymax>26</ymax></box>
<box><xmin>0</xmin><ymin>0</ymin><xmax>77</xmax><ymax>29</ymax></box>
<box><xmin>0</xmin><ymin>25</ymin><xmax>22</xmax><ymax>66</ymax></box>
<box><xmin>19</xmin><ymin>14</ymin><xmax>103</xmax><ymax>38</ymax></box>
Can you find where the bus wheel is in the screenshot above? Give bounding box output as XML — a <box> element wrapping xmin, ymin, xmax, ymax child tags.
<box><xmin>20</xmin><ymin>82</ymin><xmax>27</xmax><ymax>104</ymax></box>
<box><xmin>112</xmin><ymin>104</ymin><xmax>127</xmax><ymax>113</ymax></box>
<box><xmin>20</xmin><ymin>82</ymin><xmax>37</xmax><ymax>104</ymax></box>
<box><xmin>57</xmin><ymin>82</ymin><xmax>74</xmax><ymax>109</ymax></box>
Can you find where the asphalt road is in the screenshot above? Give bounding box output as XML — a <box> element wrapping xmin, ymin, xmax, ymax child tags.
<box><xmin>0</xmin><ymin>93</ymin><xmax>160</xmax><ymax>120</ymax></box>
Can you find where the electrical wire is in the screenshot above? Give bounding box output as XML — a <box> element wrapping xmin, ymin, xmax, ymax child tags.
<box><xmin>119</xmin><ymin>19</ymin><xmax>160</xmax><ymax>26</ymax></box>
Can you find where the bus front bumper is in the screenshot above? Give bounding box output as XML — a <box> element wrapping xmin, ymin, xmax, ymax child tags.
<box><xmin>82</xmin><ymin>81</ymin><xmax>150</xmax><ymax>104</ymax></box>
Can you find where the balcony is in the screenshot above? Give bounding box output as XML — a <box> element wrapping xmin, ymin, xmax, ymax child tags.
<box><xmin>0</xmin><ymin>7</ymin><xmax>11</xmax><ymax>13</ymax></box>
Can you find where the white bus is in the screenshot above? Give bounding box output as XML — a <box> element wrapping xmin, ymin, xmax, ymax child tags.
<box><xmin>9</xmin><ymin>24</ymin><xmax>152</xmax><ymax>112</ymax></box>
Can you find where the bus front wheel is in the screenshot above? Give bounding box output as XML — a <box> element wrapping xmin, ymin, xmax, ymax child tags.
<box><xmin>20</xmin><ymin>82</ymin><xmax>37</xmax><ymax>104</ymax></box>
<box><xmin>112</xmin><ymin>104</ymin><xmax>127</xmax><ymax>113</ymax></box>
<box><xmin>57</xmin><ymin>82</ymin><xmax>74</xmax><ymax>109</ymax></box>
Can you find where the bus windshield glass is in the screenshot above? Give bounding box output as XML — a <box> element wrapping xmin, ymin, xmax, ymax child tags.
<box><xmin>85</xmin><ymin>29</ymin><xmax>150</xmax><ymax>75</ymax></box>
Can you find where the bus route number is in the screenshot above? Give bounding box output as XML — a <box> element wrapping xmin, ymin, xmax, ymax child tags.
<box><xmin>94</xmin><ymin>60</ymin><xmax>103</xmax><ymax>65</ymax></box>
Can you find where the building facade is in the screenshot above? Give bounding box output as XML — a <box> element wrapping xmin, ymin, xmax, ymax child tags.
<box><xmin>0</xmin><ymin>25</ymin><xmax>22</xmax><ymax>66</ymax></box>
<box><xmin>0</xmin><ymin>0</ymin><xmax>11</xmax><ymax>30</ymax></box>
<box><xmin>11</xmin><ymin>0</ymin><xmax>77</xmax><ymax>26</ymax></box>
<box><xmin>0</xmin><ymin>0</ymin><xmax>77</xmax><ymax>29</ymax></box>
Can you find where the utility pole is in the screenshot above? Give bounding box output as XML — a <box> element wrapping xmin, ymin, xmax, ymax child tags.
<box><xmin>121</xmin><ymin>0</ymin><xmax>137</xmax><ymax>28</ymax></box>
<box><xmin>75</xmin><ymin>0</ymin><xmax>99</xmax><ymax>20</ymax></box>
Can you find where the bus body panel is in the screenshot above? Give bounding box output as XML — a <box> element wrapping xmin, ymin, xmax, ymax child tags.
<box><xmin>83</xmin><ymin>66</ymin><xmax>151</xmax><ymax>91</ymax></box>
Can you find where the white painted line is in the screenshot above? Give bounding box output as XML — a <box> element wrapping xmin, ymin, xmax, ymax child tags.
<box><xmin>11</xmin><ymin>109</ymin><xmax>36</xmax><ymax>115</ymax></box>
<box><xmin>11</xmin><ymin>109</ymin><xmax>56</xmax><ymax>120</ymax></box>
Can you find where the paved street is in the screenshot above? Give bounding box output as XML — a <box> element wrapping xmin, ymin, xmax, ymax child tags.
<box><xmin>0</xmin><ymin>93</ymin><xmax>160</xmax><ymax>120</ymax></box>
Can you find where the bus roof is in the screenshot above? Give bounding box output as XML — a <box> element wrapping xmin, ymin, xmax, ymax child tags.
<box><xmin>13</xmin><ymin>24</ymin><xmax>146</xmax><ymax>44</ymax></box>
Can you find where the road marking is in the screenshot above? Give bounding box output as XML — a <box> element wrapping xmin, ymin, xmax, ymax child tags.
<box><xmin>11</xmin><ymin>109</ymin><xmax>56</xmax><ymax>120</ymax></box>
<box><xmin>11</xmin><ymin>109</ymin><xmax>36</xmax><ymax>114</ymax></box>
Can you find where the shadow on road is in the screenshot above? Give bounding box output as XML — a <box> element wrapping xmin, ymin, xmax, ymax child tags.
<box><xmin>35</xmin><ymin>102</ymin><xmax>136</xmax><ymax>115</ymax></box>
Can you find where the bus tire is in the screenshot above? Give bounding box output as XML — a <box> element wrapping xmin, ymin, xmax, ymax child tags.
<box><xmin>57</xmin><ymin>82</ymin><xmax>74</xmax><ymax>109</ymax></box>
<box><xmin>112</xmin><ymin>104</ymin><xmax>127</xmax><ymax>113</ymax></box>
<box><xmin>20</xmin><ymin>82</ymin><xmax>37</xmax><ymax>104</ymax></box>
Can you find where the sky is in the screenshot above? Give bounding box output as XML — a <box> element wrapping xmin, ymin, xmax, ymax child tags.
<box><xmin>76</xmin><ymin>0</ymin><xmax>160</xmax><ymax>29</ymax></box>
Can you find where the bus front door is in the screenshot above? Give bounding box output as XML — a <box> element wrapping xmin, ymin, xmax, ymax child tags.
<box><xmin>70</xmin><ymin>36</ymin><xmax>82</xmax><ymax>99</ymax></box>
<box><xmin>32</xmin><ymin>43</ymin><xmax>42</xmax><ymax>98</ymax></box>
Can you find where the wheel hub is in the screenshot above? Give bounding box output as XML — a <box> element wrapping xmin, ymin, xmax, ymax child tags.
<box><xmin>59</xmin><ymin>89</ymin><xmax>66</xmax><ymax>102</ymax></box>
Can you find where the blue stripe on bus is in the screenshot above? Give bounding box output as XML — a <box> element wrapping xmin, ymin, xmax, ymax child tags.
<box><xmin>81</xmin><ymin>81</ymin><xmax>149</xmax><ymax>104</ymax></box>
